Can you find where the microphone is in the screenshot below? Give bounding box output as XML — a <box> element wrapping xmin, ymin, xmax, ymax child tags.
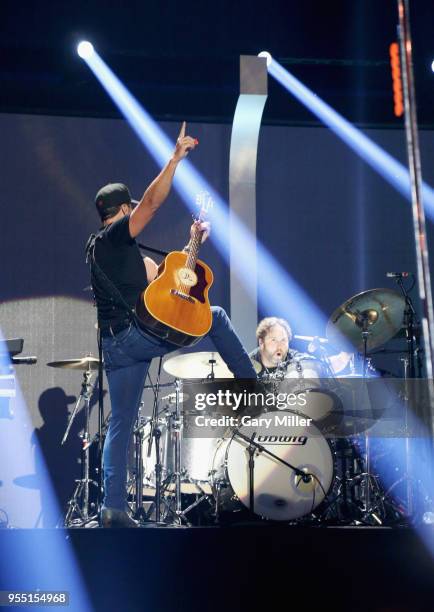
<box><xmin>386</xmin><ymin>272</ymin><xmax>410</xmax><ymax>278</ymax></box>
<box><xmin>12</xmin><ymin>356</ymin><xmax>37</xmax><ymax>365</ymax></box>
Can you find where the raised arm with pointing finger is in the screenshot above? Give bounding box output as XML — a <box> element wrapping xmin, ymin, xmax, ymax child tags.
<box><xmin>129</xmin><ymin>121</ymin><xmax>198</xmax><ymax>238</ymax></box>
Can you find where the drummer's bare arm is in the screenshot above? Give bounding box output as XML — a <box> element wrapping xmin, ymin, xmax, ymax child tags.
<box><xmin>144</xmin><ymin>256</ymin><xmax>158</xmax><ymax>283</ymax></box>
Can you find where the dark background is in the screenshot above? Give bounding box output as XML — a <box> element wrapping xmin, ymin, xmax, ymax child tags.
<box><xmin>2</xmin><ymin>0</ymin><xmax>434</xmax><ymax>128</ymax></box>
<box><xmin>0</xmin><ymin>0</ymin><xmax>433</xmax><ymax>527</ymax></box>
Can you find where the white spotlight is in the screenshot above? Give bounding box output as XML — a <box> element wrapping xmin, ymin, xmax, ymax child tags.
<box><xmin>431</xmin><ymin>59</ymin><xmax>434</xmax><ymax>73</ymax></box>
<box><xmin>77</xmin><ymin>41</ymin><xmax>94</xmax><ymax>60</ymax></box>
<box><xmin>258</xmin><ymin>51</ymin><xmax>272</xmax><ymax>67</ymax></box>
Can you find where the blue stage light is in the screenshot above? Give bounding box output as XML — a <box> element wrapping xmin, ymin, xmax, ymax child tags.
<box><xmin>263</xmin><ymin>56</ymin><xmax>434</xmax><ymax>220</ymax></box>
<box><xmin>77</xmin><ymin>41</ymin><xmax>94</xmax><ymax>60</ymax></box>
<box><xmin>258</xmin><ymin>51</ymin><xmax>272</xmax><ymax>67</ymax></box>
<box><xmin>0</xmin><ymin>330</ymin><xmax>92</xmax><ymax>608</ymax></box>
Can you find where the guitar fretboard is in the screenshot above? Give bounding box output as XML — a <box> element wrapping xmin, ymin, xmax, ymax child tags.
<box><xmin>185</xmin><ymin>225</ymin><xmax>202</xmax><ymax>272</ymax></box>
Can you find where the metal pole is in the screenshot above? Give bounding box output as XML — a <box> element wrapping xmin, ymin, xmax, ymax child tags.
<box><xmin>174</xmin><ymin>378</ymin><xmax>182</xmax><ymax>517</ymax></box>
<box><xmin>229</xmin><ymin>55</ymin><xmax>268</xmax><ymax>348</ymax></box>
<box><xmin>397</xmin><ymin>0</ymin><xmax>434</xmax><ymax>431</ymax></box>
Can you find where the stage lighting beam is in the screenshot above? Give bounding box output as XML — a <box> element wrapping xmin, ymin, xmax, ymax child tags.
<box><xmin>77</xmin><ymin>41</ymin><xmax>94</xmax><ymax>60</ymax></box>
<box><xmin>262</xmin><ymin>55</ymin><xmax>434</xmax><ymax>220</ymax></box>
<box><xmin>258</xmin><ymin>51</ymin><xmax>272</xmax><ymax>67</ymax></box>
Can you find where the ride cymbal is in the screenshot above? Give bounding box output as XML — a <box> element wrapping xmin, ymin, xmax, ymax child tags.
<box><xmin>327</xmin><ymin>288</ymin><xmax>405</xmax><ymax>352</ymax></box>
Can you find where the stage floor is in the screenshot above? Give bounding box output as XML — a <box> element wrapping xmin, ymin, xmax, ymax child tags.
<box><xmin>1</xmin><ymin>525</ymin><xmax>434</xmax><ymax>611</ymax></box>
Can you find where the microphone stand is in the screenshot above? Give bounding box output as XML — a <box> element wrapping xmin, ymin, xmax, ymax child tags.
<box><xmin>247</xmin><ymin>433</ymin><xmax>256</xmax><ymax>514</ymax></box>
<box><xmin>395</xmin><ymin>275</ymin><xmax>420</xmax><ymax>378</ymax></box>
<box><xmin>231</xmin><ymin>428</ymin><xmax>317</xmax><ymax>516</ymax></box>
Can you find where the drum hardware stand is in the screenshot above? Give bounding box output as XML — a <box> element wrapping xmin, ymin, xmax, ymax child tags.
<box><xmin>132</xmin><ymin>404</ymin><xmax>149</xmax><ymax>523</ymax></box>
<box><xmin>133</xmin><ymin>371</ymin><xmax>173</xmax><ymax>526</ymax></box>
<box><xmin>159</xmin><ymin>378</ymin><xmax>187</xmax><ymax>526</ymax></box>
<box><xmin>247</xmin><ymin>433</ymin><xmax>257</xmax><ymax>514</ymax></box>
<box><xmin>174</xmin><ymin>378</ymin><xmax>183</xmax><ymax>521</ymax></box>
<box><xmin>353</xmin><ymin>318</ymin><xmax>386</xmax><ymax>524</ymax></box>
<box><xmin>206</xmin><ymin>359</ymin><xmax>216</xmax><ymax>379</ymax></box>
<box><xmin>144</xmin><ymin>358</ymin><xmax>167</xmax><ymax>525</ymax></box>
<box><xmin>64</xmin><ymin>366</ymin><xmax>99</xmax><ymax>527</ymax></box>
<box><xmin>383</xmin><ymin>275</ymin><xmax>422</xmax><ymax>522</ymax></box>
<box><xmin>175</xmin><ymin>487</ymin><xmax>213</xmax><ymax>526</ymax></box>
<box><xmin>397</xmin><ymin>281</ymin><xmax>419</xmax><ymax>520</ymax></box>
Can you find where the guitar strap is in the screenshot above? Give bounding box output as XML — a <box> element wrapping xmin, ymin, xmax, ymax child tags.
<box><xmin>85</xmin><ymin>231</ymin><xmax>138</xmax><ymax>327</ymax></box>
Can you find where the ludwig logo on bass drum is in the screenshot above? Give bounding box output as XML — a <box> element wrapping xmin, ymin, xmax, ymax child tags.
<box><xmin>255</xmin><ymin>435</ymin><xmax>307</xmax><ymax>445</ymax></box>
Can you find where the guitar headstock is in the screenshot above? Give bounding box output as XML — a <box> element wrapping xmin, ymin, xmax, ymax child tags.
<box><xmin>195</xmin><ymin>190</ymin><xmax>214</xmax><ymax>221</ymax></box>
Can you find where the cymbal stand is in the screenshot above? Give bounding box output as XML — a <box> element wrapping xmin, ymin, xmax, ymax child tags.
<box><xmin>64</xmin><ymin>367</ymin><xmax>99</xmax><ymax>526</ymax></box>
<box><xmin>146</xmin><ymin>359</ymin><xmax>166</xmax><ymax>524</ymax></box>
<box><xmin>133</xmin><ymin>403</ymin><xmax>147</xmax><ymax>522</ymax></box>
<box><xmin>162</xmin><ymin>378</ymin><xmax>186</xmax><ymax>525</ymax></box>
<box><xmin>393</xmin><ymin>276</ymin><xmax>420</xmax><ymax>519</ymax></box>
<box><xmin>356</xmin><ymin>318</ymin><xmax>383</xmax><ymax>524</ymax></box>
<box><xmin>133</xmin><ymin>365</ymin><xmax>170</xmax><ymax>525</ymax></box>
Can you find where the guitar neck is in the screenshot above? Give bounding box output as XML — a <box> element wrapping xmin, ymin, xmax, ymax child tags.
<box><xmin>185</xmin><ymin>226</ymin><xmax>203</xmax><ymax>270</ymax></box>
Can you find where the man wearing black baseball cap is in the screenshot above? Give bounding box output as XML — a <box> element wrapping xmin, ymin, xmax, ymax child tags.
<box><xmin>87</xmin><ymin>123</ymin><xmax>257</xmax><ymax>527</ymax></box>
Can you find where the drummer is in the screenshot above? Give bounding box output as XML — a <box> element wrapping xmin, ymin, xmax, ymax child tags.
<box><xmin>249</xmin><ymin>317</ymin><xmax>310</xmax><ymax>380</ymax></box>
<box><xmin>249</xmin><ymin>316</ymin><xmax>351</xmax><ymax>380</ymax></box>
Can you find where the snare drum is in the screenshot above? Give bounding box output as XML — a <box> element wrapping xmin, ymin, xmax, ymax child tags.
<box><xmin>284</xmin><ymin>356</ymin><xmax>327</xmax><ymax>380</ymax></box>
<box><xmin>211</xmin><ymin>410</ymin><xmax>335</xmax><ymax>521</ymax></box>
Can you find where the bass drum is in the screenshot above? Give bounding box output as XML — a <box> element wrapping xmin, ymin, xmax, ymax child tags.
<box><xmin>211</xmin><ymin>410</ymin><xmax>335</xmax><ymax>521</ymax></box>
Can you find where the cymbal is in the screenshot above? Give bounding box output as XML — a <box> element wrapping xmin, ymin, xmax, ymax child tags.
<box><xmin>47</xmin><ymin>356</ymin><xmax>100</xmax><ymax>370</ymax></box>
<box><xmin>326</xmin><ymin>289</ymin><xmax>405</xmax><ymax>352</ymax></box>
<box><xmin>163</xmin><ymin>352</ymin><xmax>234</xmax><ymax>380</ymax></box>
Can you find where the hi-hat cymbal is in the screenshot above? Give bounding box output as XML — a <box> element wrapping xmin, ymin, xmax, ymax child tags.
<box><xmin>326</xmin><ymin>288</ymin><xmax>405</xmax><ymax>352</ymax></box>
<box><xmin>47</xmin><ymin>356</ymin><xmax>100</xmax><ymax>370</ymax></box>
<box><xmin>163</xmin><ymin>352</ymin><xmax>234</xmax><ymax>379</ymax></box>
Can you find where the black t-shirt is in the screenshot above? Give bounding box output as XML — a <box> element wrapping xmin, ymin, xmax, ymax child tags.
<box><xmin>91</xmin><ymin>215</ymin><xmax>148</xmax><ymax>329</ymax></box>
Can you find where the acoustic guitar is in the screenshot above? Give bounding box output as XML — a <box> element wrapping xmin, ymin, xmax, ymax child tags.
<box><xmin>136</xmin><ymin>206</ymin><xmax>213</xmax><ymax>347</ymax></box>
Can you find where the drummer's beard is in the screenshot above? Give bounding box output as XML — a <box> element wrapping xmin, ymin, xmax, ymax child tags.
<box><xmin>262</xmin><ymin>347</ymin><xmax>288</xmax><ymax>367</ymax></box>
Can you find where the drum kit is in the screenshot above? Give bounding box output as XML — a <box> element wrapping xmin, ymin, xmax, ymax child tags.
<box><xmin>50</xmin><ymin>281</ymin><xmax>427</xmax><ymax>527</ymax></box>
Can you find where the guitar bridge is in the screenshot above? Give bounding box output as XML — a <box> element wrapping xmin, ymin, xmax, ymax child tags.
<box><xmin>170</xmin><ymin>289</ymin><xmax>195</xmax><ymax>303</ymax></box>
